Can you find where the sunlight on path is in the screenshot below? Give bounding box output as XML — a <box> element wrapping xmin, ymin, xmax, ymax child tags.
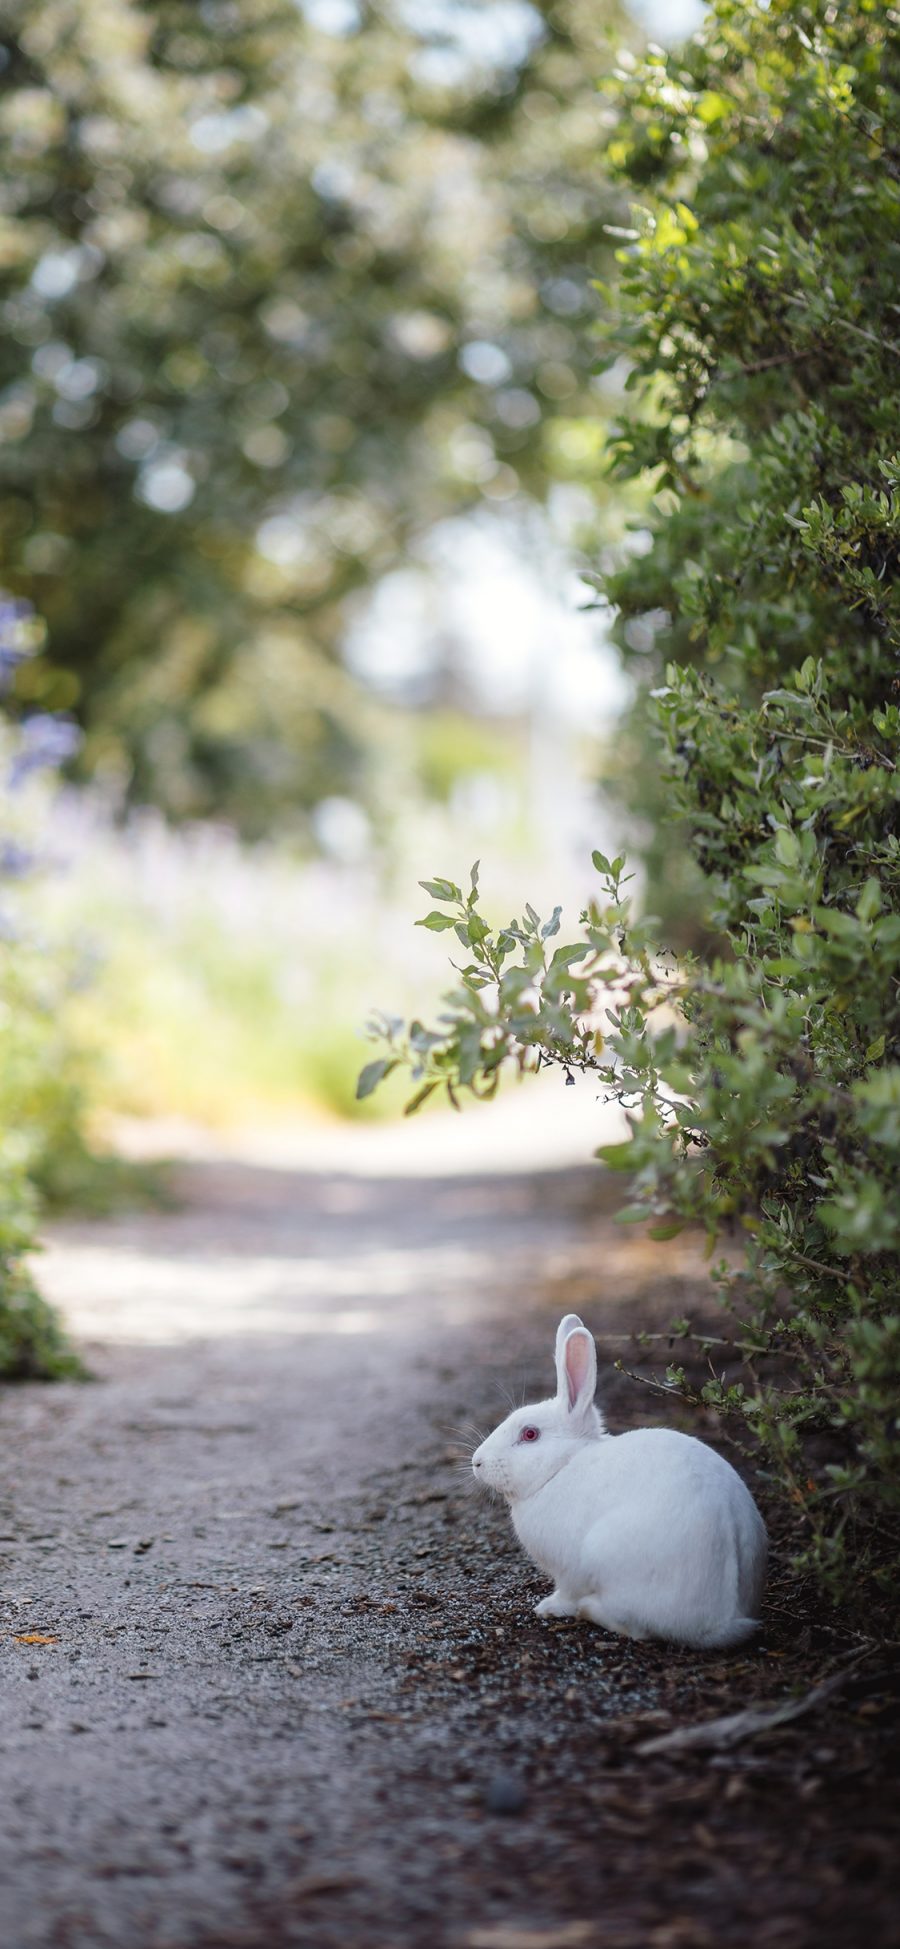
<box><xmin>38</xmin><ymin>1078</ymin><xmax>628</xmax><ymax>1348</ymax></box>
<box><xmin>108</xmin><ymin>1070</ymin><xmax>627</xmax><ymax>1178</ymax></box>
<box><xmin>38</xmin><ymin>1241</ymin><xmax>514</xmax><ymax>1345</ymax></box>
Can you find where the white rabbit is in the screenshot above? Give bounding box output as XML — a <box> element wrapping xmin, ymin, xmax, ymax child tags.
<box><xmin>472</xmin><ymin>1313</ymin><xmax>767</xmax><ymax>1648</ymax></box>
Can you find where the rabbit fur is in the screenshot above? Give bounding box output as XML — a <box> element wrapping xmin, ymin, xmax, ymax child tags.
<box><xmin>472</xmin><ymin>1313</ymin><xmax>766</xmax><ymax>1648</ymax></box>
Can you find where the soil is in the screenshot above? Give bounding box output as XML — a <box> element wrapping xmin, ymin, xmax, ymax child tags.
<box><xmin>1</xmin><ymin>1120</ymin><xmax>897</xmax><ymax>1949</ymax></box>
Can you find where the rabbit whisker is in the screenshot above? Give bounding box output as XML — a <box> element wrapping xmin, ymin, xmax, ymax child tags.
<box><xmin>443</xmin><ymin>1419</ymin><xmax>488</xmax><ymax>1448</ymax></box>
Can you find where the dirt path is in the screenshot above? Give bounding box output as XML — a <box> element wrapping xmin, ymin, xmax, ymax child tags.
<box><xmin>1</xmin><ymin>1110</ymin><xmax>896</xmax><ymax>1949</ymax></box>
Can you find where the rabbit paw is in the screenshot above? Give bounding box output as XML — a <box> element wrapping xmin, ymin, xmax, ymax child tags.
<box><xmin>535</xmin><ymin>1590</ymin><xmax>578</xmax><ymax>1619</ymax></box>
<box><xmin>576</xmin><ymin>1595</ymin><xmax>650</xmax><ymax>1638</ymax></box>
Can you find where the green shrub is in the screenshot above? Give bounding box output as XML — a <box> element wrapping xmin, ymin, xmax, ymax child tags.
<box><xmin>0</xmin><ymin>1142</ymin><xmax>79</xmax><ymax>1378</ymax></box>
<box><xmin>0</xmin><ymin>636</ymin><xmax>88</xmax><ymax>1375</ymax></box>
<box><xmin>365</xmin><ymin>0</ymin><xmax>900</xmax><ymax>1605</ymax></box>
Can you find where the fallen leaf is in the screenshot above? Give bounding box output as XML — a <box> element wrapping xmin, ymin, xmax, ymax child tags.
<box><xmin>286</xmin><ymin>1871</ymin><xmax>358</xmax><ymax>1899</ymax></box>
<box><xmin>466</xmin><ymin>1926</ymin><xmax>594</xmax><ymax>1949</ymax></box>
<box><xmin>14</xmin><ymin>1633</ymin><xmax>58</xmax><ymax>1646</ymax></box>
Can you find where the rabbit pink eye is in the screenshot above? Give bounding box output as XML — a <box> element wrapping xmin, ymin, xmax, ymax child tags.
<box><xmin>519</xmin><ymin>1426</ymin><xmax>540</xmax><ymax>1443</ymax></box>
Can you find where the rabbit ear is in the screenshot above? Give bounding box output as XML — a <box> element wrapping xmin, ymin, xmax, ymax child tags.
<box><xmin>555</xmin><ymin>1313</ymin><xmax>586</xmax><ymax>1397</ymax></box>
<box><xmin>561</xmin><ymin>1327</ymin><xmax>597</xmax><ymax>1417</ymax></box>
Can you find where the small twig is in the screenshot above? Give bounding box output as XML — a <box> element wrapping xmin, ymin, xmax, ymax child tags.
<box><xmin>614</xmin><ymin>1360</ymin><xmax>695</xmax><ymax>1405</ymax></box>
<box><xmin>758</xmin><ymin>726</ymin><xmax>896</xmax><ymax>774</ymax></box>
<box><xmin>782</xmin><ymin>291</ymin><xmax>900</xmax><ymax>361</ymax></box>
<box><xmin>715</xmin><ymin>348</ymin><xmax>812</xmax><ymax>381</ymax></box>
<box><xmin>782</xmin><ymin>1248</ymin><xmax>843</xmax><ymax>1280</ymax></box>
<box><xmin>637</xmin><ymin>1650</ymin><xmax>870</xmax><ymax>1757</ymax></box>
<box><xmin>628</xmin><ymin>1331</ymin><xmax>733</xmax><ymax>1349</ymax></box>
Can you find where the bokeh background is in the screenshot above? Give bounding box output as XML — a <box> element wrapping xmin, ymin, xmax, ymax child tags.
<box><xmin>1</xmin><ymin>0</ymin><xmax>702</xmax><ymax>1189</ymax></box>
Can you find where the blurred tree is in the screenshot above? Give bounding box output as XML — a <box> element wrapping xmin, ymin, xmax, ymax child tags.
<box><xmin>0</xmin><ymin>0</ymin><xmax>628</xmax><ymax>831</ymax></box>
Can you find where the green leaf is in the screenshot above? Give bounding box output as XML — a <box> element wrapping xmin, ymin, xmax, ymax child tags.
<box><xmin>774</xmin><ymin>827</ymin><xmax>801</xmax><ymax>868</ymax></box>
<box><xmin>696</xmin><ymin>90</ymin><xmax>730</xmax><ymax>124</ymax></box>
<box><xmin>762</xmin><ymin>689</ymin><xmax>816</xmax><ymax>711</ymax></box>
<box><xmin>547</xmin><ymin>942</ymin><xmax>590</xmax><ymax>975</ymax></box>
<box><xmin>595</xmin><ymin>1140</ymin><xmax>637</xmax><ymax>1170</ymax></box>
<box><xmin>658</xmin><ymin>1061</ymin><xmax>694</xmax><ymax>1093</ymax></box>
<box><xmin>499</xmin><ymin>966</ymin><xmax>535</xmax><ymax>1002</ymax></box>
<box><xmin>814</xmin><ymin>907</ymin><xmax>862</xmax><ymax>940</ymax></box>
<box><xmin>647</xmin><ymin>1218</ymin><xmax>685</xmax><ymax>1241</ymax></box>
<box><xmin>457</xmin><ymin>1024</ymin><xmax>483</xmax><ymax>1086</ymax></box>
<box><xmin>418</xmin><ymin>878</ymin><xmax>461</xmax><ymax>903</ymax></box>
<box><xmin>416</xmin><ymin>911</ymin><xmax>456</xmax><ymax>932</ymax></box>
<box><xmin>591</xmin><ymin>850</ymin><xmax>612</xmax><ymax>876</ymax></box>
<box><xmin>744</xmin><ymin>865</ymin><xmax>790</xmax><ymax>889</ymax></box>
<box><xmin>356</xmin><ymin>1058</ymin><xmax>398</xmax><ymax>1101</ymax></box>
<box><xmin>856</xmin><ymin>877</ymin><xmax>882</xmax><ymax>923</ymax></box>
<box><xmin>409</xmin><ymin>1021</ymin><xmax>445</xmax><ymax>1053</ymax></box>
<box><xmin>466</xmin><ymin>913</ymin><xmax>491</xmax><ymax>947</ymax></box>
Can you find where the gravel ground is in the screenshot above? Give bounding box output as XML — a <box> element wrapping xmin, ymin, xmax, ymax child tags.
<box><xmin>1</xmin><ymin>1125</ymin><xmax>897</xmax><ymax>1949</ymax></box>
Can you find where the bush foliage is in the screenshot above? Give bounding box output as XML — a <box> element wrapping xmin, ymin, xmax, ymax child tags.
<box><xmin>0</xmin><ymin>1146</ymin><xmax>78</xmax><ymax>1379</ymax></box>
<box><xmin>366</xmin><ymin>0</ymin><xmax>900</xmax><ymax>1602</ymax></box>
<box><xmin>0</xmin><ymin>688</ymin><xmax>84</xmax><ymax>1378</ymax></box>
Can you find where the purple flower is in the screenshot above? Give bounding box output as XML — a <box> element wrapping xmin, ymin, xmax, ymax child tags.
<box><xmin>0</xmin><ymin>839</ymin><xmax>35</xmax><ymax>878</ymax></box>
<box><xmin>0</xmin><ymin>594</ymin><xmax>38</xmax><ymax>692</ymax></box>
<box><xmin>8</xmin><ymin>714</ymin><xmax>82</xmax><ymax>790</ymax></box>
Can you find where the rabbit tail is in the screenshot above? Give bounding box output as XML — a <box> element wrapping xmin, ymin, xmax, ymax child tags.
<box><xmin>695</xmin><ymin>1613</ymin><xmax>761</xmax><ymax>1650</ymax></box>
